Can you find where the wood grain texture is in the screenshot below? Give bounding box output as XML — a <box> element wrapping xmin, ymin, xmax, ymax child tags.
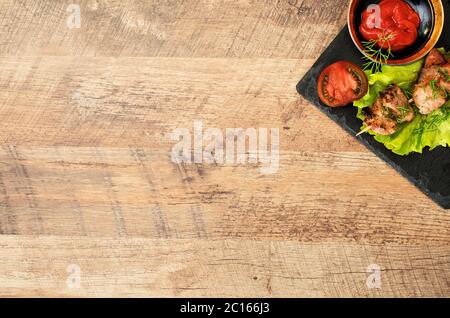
<box><xmin>0</xmin><ymin>237</ymin><xmax>449</xmax><ymax>297</ymax></box>
<box><xmin>0</xmin><ymin>0</ymin><xmax>448</xmax><ymax>297</ymax></box>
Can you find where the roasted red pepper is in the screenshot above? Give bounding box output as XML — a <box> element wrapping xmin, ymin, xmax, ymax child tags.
<box><xmin>360</xmin><ymin>0</ymin><xmax>420</xmax><ymax>52</ymax></box>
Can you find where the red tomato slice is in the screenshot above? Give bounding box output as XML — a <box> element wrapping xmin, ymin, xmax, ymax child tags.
<box><xmin>317</xmin><ymin>61</ymin><xmax>368</xmax><ymax>108</ymax></box>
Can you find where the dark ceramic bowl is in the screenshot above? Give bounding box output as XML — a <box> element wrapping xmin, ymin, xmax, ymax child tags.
<box><xmin>348</xmin><ymin>0</ymin><xmax>445</xmax><ymax>65</ymax></box>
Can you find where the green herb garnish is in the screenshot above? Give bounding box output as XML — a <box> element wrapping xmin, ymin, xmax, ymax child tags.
<box><xmin>362</xmin><ymin>34</ymin><xmax>395</xmax><ymax>74</ymax></box>
<box><xmin>429</xmin><ymin>79</ymin><xmax>448</xmax><ymax>99</ymax></box>
<box><xmin>439</xmin><ymin>67</ymin><xmax>450</xmax><ymax>82</ymax></box>
<box><xmin>396</xmin><ymin>104</ymin><xmax>412</xmax><ymax>123</ymax></box>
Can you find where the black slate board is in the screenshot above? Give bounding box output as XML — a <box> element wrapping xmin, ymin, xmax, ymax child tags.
<box><xmin>296</xmin><ymin>1</ymin><xmax>450</xmax><ymax>209</ymax></box>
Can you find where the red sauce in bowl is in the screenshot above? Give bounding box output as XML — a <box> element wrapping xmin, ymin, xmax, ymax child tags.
<box><xmin>360</xmin><ymin>0</ymin><xmax>421</xmax><ymax>52</ymax></box>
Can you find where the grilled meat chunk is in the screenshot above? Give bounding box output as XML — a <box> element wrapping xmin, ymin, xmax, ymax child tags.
<box><xmin>363</xmin><ymin>102</ymin><xmax>398</xmax><ymax>135</ymax></box>
<box><xmin>363</xmin><ymin>85</ymin><xmax>414</xmax><ymax>135</ymax></box>
<box><xmin>418</xmin><ymin>66</ymin><xmax>441</xmax><ymax>84</ymax></box>
<box><xmin>380</xmin><ymin>85</ymin><xmax>415</xmax><ymax>123</ymax></box>
<box><xmin>424</xmin><ymin>48</ymin><xmax>446</xmax><ymax>67</ymax></box>
<box><xmin>413</xmin><ymin>83</ymin><xmax>447</xmax><ymax>115</ymax></box>
<box><xmin>439</xmin><ymin>64</ymin><xmax>450</xmax><ymax>92</ymax></box>
<box><xmin>413</xmin><ymin>50</ymin><xmax>450</xmax><ymax>115</ymax></box>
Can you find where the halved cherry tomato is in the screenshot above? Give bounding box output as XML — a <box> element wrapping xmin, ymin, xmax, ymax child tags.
<box><xmin>317</xmin><ymin>61</ymin><xmax>368</xmax><ymax>107</ymax></box>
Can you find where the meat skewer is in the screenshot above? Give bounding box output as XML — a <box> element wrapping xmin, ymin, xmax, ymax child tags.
<box><xmin>359</xmin><ymin>48</ymin><xmax>449</xmax><ymax>136</ymax></box>
<box><xmin>360</xmin><ymin>84</ymin><xmax>415</xmax><ymax>135</ymax></box>
<box><xmin>413</xmin><ymin>49</ymin><xmax>450</xmax><ymax>115</ymax></box>
<box><xmin>360</xmin><ymin>48</ymin><xmax>449</xmax><ymax>136</ymax></box>
<box><xmin>356</xmin><ymin>125</ymin><xmax>373</xmax><ymax>137</ymax></box>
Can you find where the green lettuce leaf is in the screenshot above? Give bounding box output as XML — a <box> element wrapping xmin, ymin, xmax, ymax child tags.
<box><xmin>357</xmin><ymin>103</ymin><xmax>450</xmax><ymax>155</ymax></box>
<box><xmin>437</xmin><ymin>47</ymin><xmax>450</xmax><ymax>60</ymax></box>
<box><xmin>354</xmin><ymin>53</ymin><xmax>450</xmax><ymax>155</ymax></box>
<box><xmin>354</xmin><ymin>60</ymin><xmax>423</xmax><ymax>108</ymax></box>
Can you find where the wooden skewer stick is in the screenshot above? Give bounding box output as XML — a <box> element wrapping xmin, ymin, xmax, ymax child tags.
<box><xmin>356</xmin><ymin>126</ymin><xmax>372</xmax><ymax>137</ymax></box>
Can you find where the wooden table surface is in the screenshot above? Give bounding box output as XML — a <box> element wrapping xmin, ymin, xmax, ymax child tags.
<box><xmin>0</xmin><ymin>0</ymin><xmax>449</xmax><ymax>298</ymax></box>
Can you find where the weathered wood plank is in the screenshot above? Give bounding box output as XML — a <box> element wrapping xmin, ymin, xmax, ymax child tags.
<box><xmin>0</xmin><ymin>0</ymin><xmax>448</xmax><ymax>297</ymax></box>
<box><xmin>0</xmin><ymin>147</ymin><xmax>448</xmax><ymax>242</ymax></box>
<box><xmin>0</xmin><ymin>56</ymin><xmax>362</xmax><ymax>153</ymax></box>
<box><xmin>0</xmin><ymin>0</ymin><xmax>347</xmax><ymax>58</ymax></box>
<box><xmin>0</xmin><ymin>236</ymin><xmax>448</xmax><ymax>297</ymax></box>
